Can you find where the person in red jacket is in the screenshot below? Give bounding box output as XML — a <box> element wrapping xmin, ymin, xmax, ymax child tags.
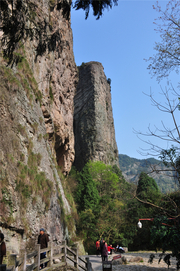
<box><xmin>0</xmin><ymin>233</ymin><xmax>6</xmax><ymax>265</ymax></box>
<box><xmin>107</xmin><ymin>245</ymin><xmax>114</xmax><ymax>255</ymax></box>
<box><xmin>96</xmin><ymin>240</ymin><xmax>100</xmax><ymax>255</ymax></box>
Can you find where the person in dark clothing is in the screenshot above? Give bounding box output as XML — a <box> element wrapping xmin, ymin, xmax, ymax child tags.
<box><xmin>38</xmin><ymin>228</ymin><xmax>49</xmax><ymax>269</ymax></box>
<box><xmin>100</xmin><ymin>238</ymin><xmax>104</xmax><ymax>256</ymax></box>
<box><xmin>101</xmin><ymin>240</ymin><xmax>108</xmax><ymax>262</ymax></box>
<box><xmin>0</xmin><ymin>233</ymin><xmax>6</xmax><ymax>265</ymax></box>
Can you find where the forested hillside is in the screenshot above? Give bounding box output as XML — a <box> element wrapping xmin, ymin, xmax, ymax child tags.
<box><xmin>68</xmin><ymin>160</ymin><xmax>180</xmax><ymax>254</ymax></box>
<box><xmin>119</xmin><ymin>154</ymin><xmax>178</xmax><ymax>193</ymax></box>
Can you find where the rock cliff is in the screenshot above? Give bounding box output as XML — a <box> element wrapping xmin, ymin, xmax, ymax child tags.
<box><xmin>73</xmin><ymin>62</ymin><xmax>119</xmax><ymax>171</ymax></box>
<box><xmin>0</xmin><ymin>0</ymin><xmax>77</xmax><ymax>252</ymax></box>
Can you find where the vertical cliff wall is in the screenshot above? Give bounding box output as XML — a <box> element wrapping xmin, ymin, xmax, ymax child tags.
<box><xmin>23</xmin><ymin>0</ymin><xmax>78</xmax><ymax>175</ymax></box>
<box><xmin>73</xmin><ymin>62</ymin><xmax>119</xmax><ymax>171</ymax></box>
<box><xmin>0</xmin><ymin>0</ymin><xmax>77</xmax><ymax>252</ymax></box>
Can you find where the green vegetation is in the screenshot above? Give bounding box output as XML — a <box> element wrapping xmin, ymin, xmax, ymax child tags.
<box><xmin>65</xmin><ymin>158</ymin><xmax>180</xmax><ymax>268</ymax></box>
<box><xmin>0</xmin><ymin>45</ymin><xmax>42</xmax><ymax>106</ymax></box>
<box><xmin>73</xmin><ymin>0</ymin><xmax>118</xmax><ymax>19</ymax></box>
<box><xmin>15</xmin><ymin>151</ymin><xmax>53</xmax><ymax>211</ymax></box>
<box><xmin>49</xmin><ymin>86</ymin><xmax>54</xmax><ymax>101</ymax></box>
<box><xmin>75</xmin><ymin>164</ymin><xmax>100</xmax><ymax>212</ymax></box>
<box><xmin>136</xmin><ymin>172</ymin><xmax>159</xmax><ymax>199</ymax></box>
<box><xmin>69</xmin><ymin>161</ymin><xmax>135</xmax><ymax>253</ymax></box>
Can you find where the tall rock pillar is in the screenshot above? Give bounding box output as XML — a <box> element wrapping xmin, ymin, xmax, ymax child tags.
<box><xmin>74</xmin><ymin>61</ymin><xmax>119</xmax><ymax>171</ymax></box>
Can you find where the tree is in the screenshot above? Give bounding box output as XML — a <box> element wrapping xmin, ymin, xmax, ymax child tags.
<box><xmin>134</xmin><ymin>83</ymin><xmax>180</xmax><ymax>185</ymax></box>
<box><xmin>73</xmin><ymin>0</ymin><xmax>118</xmax><ymax>20</ymax></box>
<box><xmin>146</xmin><ymin>0</ymin><xmax>180</xmax><ymax>81</ymax></box>
<box><xmin>75</xmin><ymin>163</ymin><xmax>100</xmax><ymax>213</ymax></box>
<box><xmin>140</xmin><ymin>1</ymin><xmax>180</xmax><ymax>180</ymax></box>
<box><xmin>123</xmin><ymin>172</ymin><xmax>162</xmax><ymax>251</ymax></box>
<box><xmin>136</xmin><ymin>172</ymin><xmax>159</xmax><ymax>199</ymax></box>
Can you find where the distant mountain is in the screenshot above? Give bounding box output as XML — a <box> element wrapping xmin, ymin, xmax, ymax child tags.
<box><xmin>119</xmin><ymin>154</ymin><xmax>178</xmax><ymax>193</ymax></box>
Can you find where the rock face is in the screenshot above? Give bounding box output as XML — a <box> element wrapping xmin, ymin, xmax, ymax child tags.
<box><xmin>23</xmin><ymin>0</ymin><xmax>78</xmax><ymax>175</ymax></box>
<box><xmin>0</xmin><ymin>0</ymin><xmax>76</xmax><ymax>252</ymax></box>
<box><xmin>73</xmin><ymin>62</ymin><xmax>119</xmax><ymax>171</ymax></box>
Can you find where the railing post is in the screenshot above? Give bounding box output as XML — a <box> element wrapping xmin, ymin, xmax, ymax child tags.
<box><xmin>47</xmin><ymin>242</ymin><xmax>52</xmax><ymax>267</ymax></box>
<box><xmin>8</xmin><ymin>254</ymin><xmax>17</xmax><ymax>270</ymax></box>
<box><xmin>62</xmin><ymin>240</ymin><xmax>67</xmax><ymax>265</ymax></box>
<box><xmin>34</xmin><ymin>244</ymin><xmax>40</xmax><ymax>271</ymax></box>
<box><xmin>85</xmin><ymin>257</ymin><xmax>92</xmax><ymax>271</ymax></box>
<box><xmin>74</xmin><ymin>247</ymin><xmax>78</xmax><ymax>269</ymax></box>
<box><xmin>50</xmin><ymin>241</ymin><xmax>53</xmax><ymax>267</ymax></box>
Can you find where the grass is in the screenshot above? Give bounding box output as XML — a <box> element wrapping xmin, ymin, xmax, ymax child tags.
<box><xmin>49</xmin><ymin>86</ymin><xmax>54</xmax><ymax>101</ymax></box>
<box><xmin>3</xmin><ymin>42</ymin><xmax>42</xmax><ymax>105</ymax></box>
<box><xmin>32</xmin><ymin>122</ymin><xmax>38</xmax><ymax>134</ymax></box>
<box><xmin>37</xmin><ymin>134</ymin><xmax>42</xmax><ymax>141</ymax></box>
<box><xmin>15</xmin><ymin>145</ymin><xmax>53</xmax><ymax>210</ymax></box>
<box><xmin>18</xmin><ymin>124</ymin><xmax>27</xmax><ymax>137</ymax></box>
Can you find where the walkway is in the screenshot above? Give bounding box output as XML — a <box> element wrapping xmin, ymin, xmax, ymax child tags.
<box><xmin>87</xmin><ymin>252</ymin><xmax>178</xmax><ymax>271</ymax></box>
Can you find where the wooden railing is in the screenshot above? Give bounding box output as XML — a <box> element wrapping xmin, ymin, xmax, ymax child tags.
<box><xmin>0</xmin><ymin>240</ymin><xmax>92</xmax><ymax>271</ymax></box>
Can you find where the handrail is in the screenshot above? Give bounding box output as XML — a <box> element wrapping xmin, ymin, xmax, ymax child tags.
<box><xmin>0</xmin><ymin>240</ymin><xmax>92</xmax><ymax>271</ymax></box>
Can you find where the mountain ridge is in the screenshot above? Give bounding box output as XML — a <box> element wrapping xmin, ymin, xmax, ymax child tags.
<box><xmin>119</xmin><ymin>154</ymin><xmax>178</xmax><ymax>193</ymax></box>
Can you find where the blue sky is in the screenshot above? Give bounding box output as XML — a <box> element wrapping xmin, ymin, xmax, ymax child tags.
<box><xmin>71</xmin><ymin>1</ymin><xmax>180</xmax><ymax>160</ymax></box>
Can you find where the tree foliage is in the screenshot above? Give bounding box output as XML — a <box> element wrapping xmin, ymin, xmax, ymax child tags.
<box><xmin>149</xmin><ymin>215</ymin><xmax>180</xmax><ymax>269</ymax></box>
<box><xmin>73</xmin><ymin>0</ymin><xmax>118</xmax><ymax>19</ymax></box>
<box><xmin>124</xmin><ymin>172</ymin><xmax>162</xmax><ymax>250</ymax></box>
<box><xmin>136</xmin><ymin>172</ymin><xmax>159</xmax><ymax>200</ymax></box>
<box><xmin>73</xmin><ymin>161</ymin><xmax>135</xmax><ymax>252</ymax></box>
<box><xmin>75</xmin><ymin>163</ymin><xmax>100</xmax><ymax>213</ymax></box>
<box><xmin>146</xmin><ymin>0</ymin><xmax>180</xmax><ymax>81</ymax></box>
<box><xmin>135</xmin><ymin>0</ymin><xmax>180</xmax><ymax>188</ymax></box>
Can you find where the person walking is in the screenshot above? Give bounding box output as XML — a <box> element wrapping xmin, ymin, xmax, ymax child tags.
<box><xmin>101</xmin><ymin>240</ymin><xmax>108</xmax><ymax>262</ymax></box>
<box><xmin>0</xmin><ymin>233</ymin><xmax>6</xmax><ymax>265</ymax></box>
<box><xmin>100</xmin><ymin>238</ymin><xmax>104</xmax><ymax>256</ymax></box>
<box><xmin>38</xmin><ymin>228</ymin><xmax>49</xmax><ymax>269</ymax></box>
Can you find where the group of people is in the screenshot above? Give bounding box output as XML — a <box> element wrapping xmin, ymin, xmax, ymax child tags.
<box><xmin>0</xmin><ymin>227</ymin><xmax>49</xmax><ymax>269</ymax></box>
<box><xmin>96</xmin><ymin>239</ymin><xmax>114</xmax><ymax>262</ymax></box>
<box><xmin>115</xmin><ymin>244</ymin><xmax>125</xmax><ymax>253</ymax></box>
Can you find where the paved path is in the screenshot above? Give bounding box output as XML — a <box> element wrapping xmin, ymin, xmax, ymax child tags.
<box><xmin>87</xmin><ymin>252</ymin><xmax>177</xmax><ymax>271</ymax></box>
<box><xmin>87</xmin><ymin>255</ymin><xmax>103</xmax><ymax>271</ymax></box>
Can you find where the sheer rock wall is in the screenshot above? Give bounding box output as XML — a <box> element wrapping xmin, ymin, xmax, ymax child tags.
<box><xmin>74</xmin><ymin>62</ymin><xmax>119</xmax><ymax>171</ymax></box>
<box><xmin>0</xmin><ymin>0</ymin><xmax>77</xmax><ymax>252</ymax></box>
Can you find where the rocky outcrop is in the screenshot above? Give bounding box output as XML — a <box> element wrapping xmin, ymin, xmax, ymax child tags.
<box><xmin>73</xmin><ymin>62</ymin><xmax>119</xmax><ymax>171</ymax></box>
